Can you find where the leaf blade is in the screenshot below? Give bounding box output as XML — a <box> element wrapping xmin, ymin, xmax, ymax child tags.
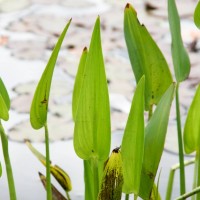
<box><xmin>74</xmin><ymin>17</ymin><xmax>111</xmax><ymax>160</ymax></box>
<box><xmin>30</xmin><ymin>19</ymin><xmax>71</xmax><ymax>129</ymax></box>
<box><xmin>183</xmin><ymin>84</ymin><xmax>200</xmax><ymax>154</ymax></box>
<box><xmin>121</xmin><ymin>76</ymin><xmax>145</xmax><ymax>194</ymax></box>
<box><xmin>124</xmin><ymin>3</ymin><xmax>173</xmax><ymax>110</ymax></box>
<box><xmin>194</xmin><ymin>1</ymin><xmax>200</xmax><ymax>29</ymax></box>
<box><xmin>168</xmin><ymin>0</ymin><xmax>190</xmax><ymax>82</ymax></box>
<box><xmin>139</xmin><ymin>83</ymin><xmax>175</xmax><ymax>199</ymax></box>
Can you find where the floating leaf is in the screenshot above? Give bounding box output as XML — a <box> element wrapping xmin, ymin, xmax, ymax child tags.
<box><xmin>168</xmin><ymin>0</ymin><xmax>190</xmax><ymax>82</ymax></box>
<box><xmin>72</xmin><ymin>47</ymin><xmax>88</xmax><ymax>120</ymax></box>
<box><xmin>124</xmin><ymin>3</ymin><xmax>172</xmax><ymax>110</ymax></box>
<box><xmin>0</xmin><ymin>78</ymin><xmax>10</xmax><ymax>110</ymax></box>
<box><xmin>39</xmin><ymin>172</ymin><xmax>68</xmax><ymax>200</ymax></box>
<box><xmin>121</xmin><ymin>76</ymin><xmax>145</xmax><ymax>194</ymax></box>
<box><xmin>183</xmin><ymin>84</ymin><xmax>200</xmax><ymax>154</ymax></box>
<box><xmin>30</xmin><ymin>19</ymin><xmax>71</xmax><ymax>129</ymax></box>
<box><xmin>26</xmin><ymin>140</ymin><xmax>72</xmax><ymax>191</ymax></box>
<box><xmin>98</xmin><ymin>147</ymin><xmax>123</xmax><ymax>200</ymax></box>
<box><xmin>194</xmin><ymin>1</ymin><xmax>200</xmax><ymax>29</ymax></box>
<box><xmin>74</xmin><ymin>17</ymin><xmax>111</xmax><ymax>160</ymax></box>
<box><xmin>139</xmin><ymin>83</ymin><xmax>175</xmax><ymax>199</ymax></box>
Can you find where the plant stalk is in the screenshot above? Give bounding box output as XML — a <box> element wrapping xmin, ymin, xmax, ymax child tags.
<box><xmin>44</xmin><ymin>124</ymin><xmax>52</xmax><ymax>200</ymax></box>
<box><xmin>92</xmin><ymin>158</ymin><xmax>99</xmax><ymax>200</ymax></box>
<box><xmin>193</xmin><ymin>149</ymin><xmax>200</xmax><ymax>200</ymax></box>
<box><xmin>125</xmin><ymin>194</ymin><xmax>129</xmax><ymax>200</ymax></box>
<box><xmin>175</xmin><ymin>186</ymin><xmax>200</xmax><ymax>200</ymax></box>
<box><xmin>175</xmin><ymin>83</ymin><xmax>186</xmax><ymax>195</ymax></box>
<box><xmin>0</xmin><ymin>121</ymin><xmax>17</xmax><ymax>200</ymax></box>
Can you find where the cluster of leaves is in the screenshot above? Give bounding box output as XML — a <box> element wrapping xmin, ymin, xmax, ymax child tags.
<box><xmin>1</xmin><ymin>0</ymin><xmax>200</xmax><ymax>200</ymax></box>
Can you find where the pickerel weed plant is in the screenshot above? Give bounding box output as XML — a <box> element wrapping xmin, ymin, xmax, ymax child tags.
<box><xmin>1</xmin><ymin>1</ymin><xmax>200</xmax><ymax>200</ymax></box>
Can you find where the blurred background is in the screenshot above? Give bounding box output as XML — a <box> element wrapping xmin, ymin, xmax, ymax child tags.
<box><xmin>0</xmin><ymin>0</ymin><xmax>199</xmax><ymax>199</ymax></box>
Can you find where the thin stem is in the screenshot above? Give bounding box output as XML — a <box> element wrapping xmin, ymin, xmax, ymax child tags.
<box><xmin>175</xmin><ymin>83</ymin><xmax>186</xmax><ymax>195</ymax></box>
<box><xmin>0</xmin><ymin>121</ymin><xmax>17</xmax><ymax>200</ymax></box>
<box><xmin>66</xmin><ymin>191</ymin><xmax>71</xmax><ymax>200</ymax></box>
<box><xmin>125</xmin><ymin>194</ymin><xmax>129</xmax><ymax>200</ymax></box>
<box><xmin>165</xmin><ymin>159</ymin><xmax>195</xmax><ymax>200</ymax></box>
<box><xmin>194</xmin><ymin>149</ymin><xmax>200</xmax><ymax>200</ymax></box>
<box><xmin>92</xmin><ymin>158</ymin><xmax>99</xmax><ymax>200</ymax></box>
<box><xmin>175</xmin><ymin>186</ymin><xmax>200</xmax><ymax>200</ymax></box>
<box><xmin>44</xmin><ymin>124</ymin><xmax>52</xmax><ymax>200</ymax></box>
<box><xmin>165</xmin><ymin>169</ymin><xmax>175</xmax><ymax>200</ymax></box>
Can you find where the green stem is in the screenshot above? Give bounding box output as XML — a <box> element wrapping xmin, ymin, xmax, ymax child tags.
<box><xmin>193</xmin><ymin>149</ymin><xmax>200</xmax><ymax>200</ymax></box>
<box><xmin>0</xmin><ymin>121</ymin><xmax>17</xmax><ymax>200</ymax></box>
<box><xmin>125</xmin><ymin>194</ymin><xmax>129</xmax><ymax>200</ymax></box>
<box><xmin>165</xmin><ymin>159</ymin><xmax>194</xmax><ymax>200</ymax></box>
<box><xmin>92</xmin><ymin>158</ymin><xmax>99</xmax><ymax>200</ymax></box>
<box><xmin>175</xmin><ymin>83</ymin><xmax>186</xmax><ymax>195</ymax></box>
<box><xmin>44</xmin><ymin>124</ymin><xmax>52</xmax><ymax>200</ymax></box>
<box><xmin>66</xmin><ymin>191</ymin><xmax>71</xmax><ymax>200</ymax></box>
<box><xmin>175</xmin><ymin>186</ymin><xmax>200</xmax><ymax>200</ymax></box>
<box><xmin>134</xmin><ymin>194</ymin><xmax>138</xmax><ymax>200</ymax></box>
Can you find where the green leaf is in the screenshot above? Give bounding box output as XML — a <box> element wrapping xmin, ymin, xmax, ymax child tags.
<box><xmin>124</xmin><ymin>3</ymin><xmax>173</xmax><ymax>111</ymax></box>
<box><xmin>30</xmin><ymin>19</ymin><xmax>71</xmax><ymax>129</ymax></box>
<box><xmin>183</xmin><ymin>84</ymin><xmax>200</xmax><ymax>154</ymax></box>
<box><xmin>39</xmin><ymin>172</ymin><xmax>68</xmax><ymax>200</ymax></box>
<box><xmin>168</xmin><ymin>0</ymin><xmax>190</xmax><ymax>82</ymax></box>
<box><xmin>194</xmin><ymin>1</ymin><xmax>200</xmax><ymax>29</ymax></box>
<box><xmin>72</xmin><ymin>47</ymin><xmax>88</xmax><ymax>120</ymax></box>
<box><xmin>26</xmin><ymin>140</ymin><xmax>72</xmax><ymax>191</ymax></box>
<box><xmin>139</xmin><ymin>83</ymin><xmax>175</xmax><ymax>199</ymax></box>
<box><xmin>98</xmin><ymin>148</ymin><xmax>123</xmax><ymax>200</ymax></box>
<box><xmin>121</xmin><ymin>76</ymin><xmax>145</xmax><ymax>194</ymax></box>
<box><xmin>74</xmin><ymin>17</ymin><xmax>111</xmax><ymax>160</ymax></box>
<box><xmin>0</xmin><ymin>94</ymin><xmax>9</xmax><ymax>121</ymax></box>
<box><xmin>0</xmin><ymin>78</ymin><xmax>10</xmax><ymax>110</ymax></box>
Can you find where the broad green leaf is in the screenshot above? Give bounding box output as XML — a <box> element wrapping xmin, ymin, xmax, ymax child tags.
<box><xmin>121</xmin><ymin>76</ymin><xmax>145</xmax><ymax>194</ymax></box>
<box><xmin>183</xmin><ymin>84</ymin><xmax>200</xmax><ymax>154</ymax></box>
<box><xmin>168</xmin><ymin>0</ymin><xmax>190</xmax><ymax>82</ymax></box>
<box><xmin>74</xmin><ymin>17</ymin><xmax>111</xmax><ymax>160</ymax></box>
<box><xmin>0</xmin><ymin>78</ymin><xmax>10</xmax><ymax>110</ymax></box>
<box><xmin>39</xmin><ymin>172</ymin><xmax>67</xmax><ymax>200</ymax></box>
<box><xmin>139</xmin><ymin>83</ymin><xmax>175</xmax><ymax>199</ymax></box>
<box><xmin>194</xmin><ymin>1</ymin><xmax>200</xmax><ymax>29</ymax></box>
<box><xmin>72</xmin><ymin>47</ymin><xmax>88</xmax><ymax>120</ymax></box>
<box><xmin>98</xmin><ymin>148</ymin><xmax>123</xmax><ymax>200</ymax></box>
<box><xmin>30</xmin><ymin>19</ymin><xmax>71</xmax><ymax>129</ymax></box>
<box><xmin>26</xmin><ymin>141</ymin><xmax>72</xmax><ymax>191</ymax></box>
<box><xmin>124</xmin><ymin>3</ymin><xmax>173</xmax><ymax>110</ymax></box>
<box><xmin>0</xmin><ymin>94</ymin><xmax>9</xmax><ymax>121</ymax></box>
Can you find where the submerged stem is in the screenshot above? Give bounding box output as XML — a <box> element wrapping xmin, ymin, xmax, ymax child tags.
<box><xmin>44</xmin><ymin>124</ymin><xmax>52</xmax><ymax>200</ymax></box>
<box><xmin>175</xmin><ymin>83</ymin><xmax>186</xmax><ymax>195</ymax></box>
<box><xmin>0</xmin><ymin>121</ymin><xmax>17</xmax><ymax>200</ymax></box>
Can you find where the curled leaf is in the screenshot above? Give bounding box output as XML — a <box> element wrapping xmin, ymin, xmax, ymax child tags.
<box><xmin>98</xmin><ymin>147</ymin><xmax>123</xmax><ymax>200</ymax></box>
<box><xmin>39</xmin><ymin>172</ymin><xmax>68</xmax><ymax>200</ymax></box>
<box><xmin>26</xmin><ymin>140</ymin><xmax>72</xmax><ymax>192</ymax></box>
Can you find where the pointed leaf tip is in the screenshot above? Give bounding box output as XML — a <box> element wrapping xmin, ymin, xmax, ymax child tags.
<box><xmin>125</xmin><ymin>3</ymin><xmax>130</xmax><ymax>8</ymax></box>
<box><xmin>83</xmin><ymin>47</ymin><xmax>87</xmax><ymax>52</ymax></box>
